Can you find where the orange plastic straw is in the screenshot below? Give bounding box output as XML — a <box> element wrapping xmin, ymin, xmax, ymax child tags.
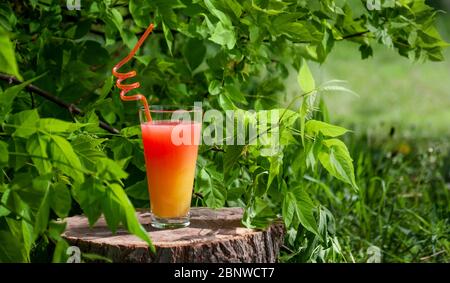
<box><xmin>112</xmin><ymin>23</ymin><xmax>154</xmax><ymax>122</ymax></box>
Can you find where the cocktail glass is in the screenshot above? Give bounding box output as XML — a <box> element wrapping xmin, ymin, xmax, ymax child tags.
<box><xmin>139</xmin><ymin>105</ymin><xmax>201</xmax><ymax>229</ymax></box>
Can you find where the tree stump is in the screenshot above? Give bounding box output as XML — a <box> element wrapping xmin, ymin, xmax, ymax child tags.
<box><xmin>62</xmin><ymin>207</ymin><xmax>285</xmax><ymax>263</ymax></box>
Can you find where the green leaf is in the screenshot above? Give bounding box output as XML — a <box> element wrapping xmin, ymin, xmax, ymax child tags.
<box><xmin>320</xmin><ymin>85</ymin><xmax>358</xmax><ymax>96</ymax></box>
<box><xmin>322</xmin><ymin>138</ymin><xmax>351</xmax><ymax>156</ymax></box>
<box><xmin>223</xmin><ymin>145</ymin><xmax>245</xmax><ymax>176</ymax></box>
<box><xmin>47</xmin><ymin>221</ymin><xmax>67</xmax><ymax>241</ymax></box>
<box><xmin>26</xmin><ymin>133</ymin><xmax>52</xmax><ymax>175</ymax></box>
<box><xmin>0</xmin><ymin>218</ymin><xmax>29</xmax><ymax>262</ymax></box>
<box><xmin>278</xmin><ymin>109</ymin><xmax>298</xmax><ymax>144</ymax></box>
<box><xmin>319</xmin><ymin>138</ymin><xmax>358</xmax><ymax>190</ymax></box>
<box><xmin>109</xmin><ymin>137</ymin><xmax>133</xmax><ymax>161</ymax></box>
<box><xmin>184</xmin><ymin>38</ymin><xmax>206</xmax><ymax>71</ymax></box>
<box><xmin>197</xmin><ymin>167</ymin><xmax>226</xmax><ymax>208</ymax></box>
<box><xmin>50</xmin><ymin>182</ymin><xmax>72</xmax><ymax>218</ymax></box>
<box><xmin>34</xmin><ymin>184</ymin><xmax>50</xmax><ymax>239</ymax></box>
<box><xmin>102</xmin><ymin>184</ymin><xmax>121</xmax><ymax>233</ymax></box>
<box><xmin>208</xmin><ymin>80</ymin><xmax>222</xmax><ymax>95</ymax></box>
<box><xmin>106</xmin><ymin>8</ymin><xmax>123</xmax><ymax>33</ymax></box>
<box><xmin>282</xmin><ymin>187</ymin><xmax>319</xmax><ymax>236</ymax></box>
<box><xmin>218</xmin><ymin>93</ymin><xmax>237</xmax><ymax>110</ymax></box>
<box><xmin>21</xmin><ymin>212</ymin><xmax>34</xmax><ymax>259</ymax></box>
<box><xmin>11</xmin><ymin>109</ymin><xmax>40</xmax><ymax>138</ymax></box>
<box><xmin>11</xmin><ymin>174</ymin><xmax>49</xmax><ymax>213</ymax></box>
<box><xmin>305</xmin><ymin>120</ymin><xmax>349</xmax><ymax>137</ymax></box>
<box><xmin>125</xmin><ymin>179</ymin><xmax>149</xmax><ymax>201</ymax></box>
<box><xmin>298</xmin><ymin>59</ymin><xmax>315</xmax><ymax>93</ymax></box>
<box><xmin>98</xmin><ymin>75</ymin><xmax>114</xmax><ymax>100</ymax></box>
<box><xmin>11</xmin><ymin>140</ymin><xmax>26</xmax><ymax>171</ymax></box>
<box><xmin>0</xmin><ymin>26</ymin><xmax>21</xmax><ymax>80</ymax></box>
<box><xmin>81</xmin><ymin>252</ymin><xmax>113</xmax><ymax>263</ymax></box>
<box><xmin>224</xmin><ymin>0</ymin><xmax>242</xmax><ymax>18</ymax></box>
<box><xmin>242</xmin><ymin>196</ymin><xmax>276</xmax><ymax>229</ymax></box>
<box><xmin>209</xmin><ymin>21</ymin><xmax>236</xmax><ymax>49</ymax></box>
<box><xmin>49</xmin><ymin>135</ymin><xmax>85</xmax><ymax>183</ymax></box>
<box><xmin>268</xmin><ymin>153</ymin><xmax>283</xmax><ymax>189</ymax></box>
<box><xmin>52</xmin><ymin>239</ymin><xmax>70</xmax><ymax>263</ymax></box>
<box><xmin>120</xmin><ymin>126</ymin><xmax>141</xmax><ymax>138</ymax></box>
<box><xmin>162</xmin><ymin>21</ymin><xmax>174</xmax><ymax>56</ymax></box>
<box><xmin>251</xmin><ymin>0</ymin><xmax>286</xmax><ymax>15</ymax></box>
<box><xmin>129</xmin><ymin>0</ymin><xmax>153</xmax><ymax>28</ymax></box>
<box><xmin>0</xmin><ymin>75</ymin><xmax>43</xmax><ymax>122</ymax></box>
<box><xmin>359</xmin><ymin>44</ymin><xmax>373</xmax><ymax>59</ymax></box>
<box><xmin>272</xmin><ymin>19</ymin><xmax>321</xmax><ymax>43</ymax></box>
<box><xmin>0</xmin><ymin>190</ymin><xmax>15</xmax><ymax>217</ymax></box>
<box><xmin>225</xmin><ymin>83</ymin><xmax>247</xmax><ymax>105</ymax></box>
<box><xmin>71</xmin><ymin>134</ymin><xmax>106</xmax><ymax>170</ymax></box>
<box><xmin>282</xmin><ymin>193</ymin><xmax>295</xmax><ymax>228</ymax></box>
<box><xmin>130</xmin><ymin>141</ymin><xmax>146</xmax><ymax>172</ymax></box>
<box><xmin>80</xmin><ymin>41</ymin><xmax>110</xmax><ymax>66</ymax></box>
<box><xmin>105</xmin><ymin>7</ymin><xmax>138</xmax><ymax>49</ymax></box>
<box><xmin>0</xmin><ymin>202</ymin><xmax>33</xmax><ymax>261</ymax></box>
<box><xmin>96</xmin><ymin>157</ymin><xmax>128</xmax><ymax>181</ymax></box>
<box><xmin>305</xmin><ymin>138</ymin><xmax>322</xmax><ymax>170</ymax></box>
<box><xmin>0</xmin><ymin>140</ymin><xmax>8</xmax><ymax>166</ymax></box>
<box><xmin>106</xmin><ymin>183</ymin><xmax>154</xmax><ymax>252</ymax></box>
<box><xmin>72</xmin><ymin>177</ymin><xmax>103</xmax><ymax>227</ymax></box>
<box><xmin>202</xmin><ymin>8</ymin><xmax>235</xmax><ymax>48</ymax></box>
<box><xmin>122</xmin><ymin>29</ymin><xmax>139</xmax><ymax>52</ymax></box>
<box><xmin>204</xmin><ymin>0</ymin><xmax>232</xmax><ymax>26</ymax></box>
<box><xmin>80</xmin><ymin>111</ymin><xmax>102</xmax><ymax>133</ymax></box>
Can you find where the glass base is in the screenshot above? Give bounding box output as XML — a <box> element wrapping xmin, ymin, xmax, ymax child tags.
<box><xmin>151</xmin><ymin>213</ymin><xmax>190</xmax><ymax>229</ymax></box>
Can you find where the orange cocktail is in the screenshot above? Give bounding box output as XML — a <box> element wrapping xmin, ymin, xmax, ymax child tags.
<box><xmin>140</xmin><ymin>106</ymin><xmax>201</xmax><ymax>228</ymax></box>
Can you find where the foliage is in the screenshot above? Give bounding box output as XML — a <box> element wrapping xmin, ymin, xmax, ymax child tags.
<box><xmin>0</xmin><ymin>0</ymin><xmax>447</xmax><ymax>262</ymax></box>
<box><xmin>282</xmin><ymin>132</ymin><xmax>449</xmax><ymax>263</ymax></box>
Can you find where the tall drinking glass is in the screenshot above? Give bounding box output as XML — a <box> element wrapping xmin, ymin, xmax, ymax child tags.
<box><xmin>139</xmin><ymin>105</ymin><xmax>202</xmax><ymax>229</ymax></box>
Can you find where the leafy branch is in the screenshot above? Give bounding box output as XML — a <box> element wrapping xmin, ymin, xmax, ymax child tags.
<box><xmin>0</xmin><ymin>73</ymin><xmax>119</xmax><ymax>134</ymax></box>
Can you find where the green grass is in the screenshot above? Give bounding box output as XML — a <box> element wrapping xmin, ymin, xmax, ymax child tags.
<box><xmin>317</xmin><ymin>134</ymin><xmax>450</xmax><ymax>262</ymax></box>
<box><xmin>282</xmin><ymin>129</ymin><xmax>450</xmax><ymax>262</ymax></box>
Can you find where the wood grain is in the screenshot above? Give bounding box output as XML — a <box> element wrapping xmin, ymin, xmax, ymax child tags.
<box><xmin>62</xmin><ymin>207</ymin><xmax>285</xmax><ymax>263</ymax></box>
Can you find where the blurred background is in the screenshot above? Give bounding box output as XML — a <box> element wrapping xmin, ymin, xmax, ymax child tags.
<box><xmin>322</xmin><ymin>0</ymin><xmax>450</xmax><ymax>137</ymax></box>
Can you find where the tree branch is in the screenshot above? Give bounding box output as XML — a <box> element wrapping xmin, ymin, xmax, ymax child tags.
<box><xmin>341</xmin><ymin>30</ymin><xmax>370</xmax><ymax>40</ymax></box>
<box><xmin>0</xmin><ymin>73</ymin><xmax>120</xmax><ymax>134</ymax></box>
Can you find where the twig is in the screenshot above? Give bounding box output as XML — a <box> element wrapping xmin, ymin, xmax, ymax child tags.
<box><xmin>341</xmin><ymin>30</ymin><xmax>370</xmax><ymax>40</ymax></box>
<box><xmin>0</xmin><ymin>73</ymin><xmax>120</xmax><ymax>134</ymax></box>
<box><xmin>0</xmin><ymin>73</ymin><xmax>82</xmax><ymax>114</ymax></box>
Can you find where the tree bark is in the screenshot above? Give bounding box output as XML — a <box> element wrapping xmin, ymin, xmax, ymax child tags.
<box><xmin>62</xmin><ymin>207</ymin><xmax>285</xmax><ymax>263</ymax></box>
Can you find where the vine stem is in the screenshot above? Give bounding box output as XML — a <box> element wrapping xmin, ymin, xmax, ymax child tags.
<box><xmin>0</xmin><ymin>72</ymin><xmax>120</xmax><ymax>134</ymax></box>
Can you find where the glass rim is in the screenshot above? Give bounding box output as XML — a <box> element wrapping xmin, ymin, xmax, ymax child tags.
<box><xmin>139</xmin><ymin>104</ymin><xmax>202</xmax><ymax>113</ymax></box>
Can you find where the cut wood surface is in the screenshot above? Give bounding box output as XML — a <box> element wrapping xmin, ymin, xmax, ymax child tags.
<box><xmin>62</xmin><ymin>207</ymin><xmax>285</xmax><ymax>263</ymax></box>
